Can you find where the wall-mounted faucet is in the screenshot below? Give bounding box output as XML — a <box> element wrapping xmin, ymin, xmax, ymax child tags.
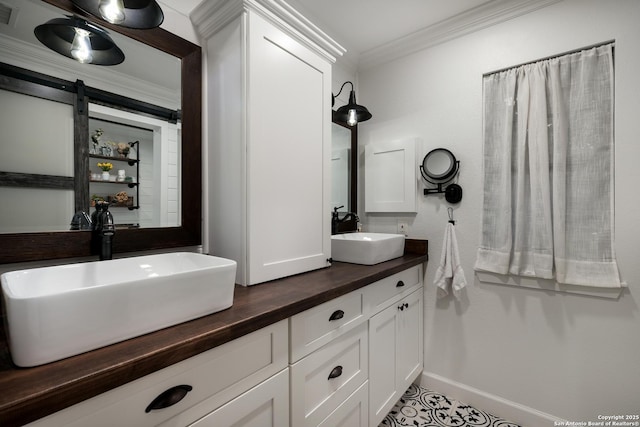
<box><xmin>332</xmin><ymin>206</ymin><xmax>359</xmax><ymax>235</ymax></box>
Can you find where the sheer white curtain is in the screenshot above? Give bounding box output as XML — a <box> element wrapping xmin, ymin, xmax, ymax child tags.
<box><xmin>475</xmin><ymin>43</ymin><xmax>621</xmax><ymax>288</ymax></box>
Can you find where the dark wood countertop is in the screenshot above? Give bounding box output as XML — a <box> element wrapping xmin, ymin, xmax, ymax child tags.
<box><xmin>0</xmin><ymin>240</ymin><xmax>427</xmax><ymax>426</ymax></box>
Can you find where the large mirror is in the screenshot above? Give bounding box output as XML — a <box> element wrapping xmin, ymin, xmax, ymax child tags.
<box><xmin>331</xmin><ymin>114</ymin><xmax>357</xmax><ymax>217</ymax></box>
<box><xmin>0</xmin><ymin>0</ymin><xmax>201</xmax><ymax>263</ymax></box>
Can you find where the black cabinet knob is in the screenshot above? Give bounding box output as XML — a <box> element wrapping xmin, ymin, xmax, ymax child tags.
<box><xmin>396</xmin><ymin>280</ymin><xmax>405</xmax><ymax>288</ymax></box>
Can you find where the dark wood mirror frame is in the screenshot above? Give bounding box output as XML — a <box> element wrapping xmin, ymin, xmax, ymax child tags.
<box><xmin>332</xmin><ymin>114</ymin><xmax>357</xmax><ymax>213</ymax></box>
<box><xmin>332</xmin><ymin>113</ymin><xmax>358</xmax><ymax>233</ymax></box>
<box><xmin>0</xmin><ymin>0</ymin><xmax>202</xmax><ymax>264</ymax></box>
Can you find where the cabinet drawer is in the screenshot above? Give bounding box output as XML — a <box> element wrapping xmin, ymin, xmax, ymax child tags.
<box><xmin>28</xmin><ymin>320</ymin><xmax>288</xmax><ymax>427</ymax></box>
<box><xmin>290</xmin><ymin>322</ymin><xmax>368</xmax><ymax>427</ymax></box>
<box><xmin>317</xmin><ymin>380</ymin><xmax>368</xmax><ymax>427</ymax></box>
<box><xmin>290</xmin><ymin>289</ymin><xmax>364</xmax><ymax>362</ymax></box>
<box><xmin>364</xmin><ymin>265</ymin><xmax>422</xmax><ymax>314</ymax></box>
<box><xmin>185</xmin><ymin>368</ymin><xmax>289</xmax><ymax>427</ymax></box>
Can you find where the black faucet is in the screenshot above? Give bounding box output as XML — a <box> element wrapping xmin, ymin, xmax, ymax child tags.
<box><xmin>70</xmin><ymin>211</ymin><xmax>92</xmax><ymax>230</ymax></box>
<box><xmin>332</xmin><ymin>206</ymin><xmax>359</xmax><ymax>235</ymax></box>
<box><xmin>91</xmin><ymin>201</ymin><xmax>116</xmax><ymax>260</ymax></box>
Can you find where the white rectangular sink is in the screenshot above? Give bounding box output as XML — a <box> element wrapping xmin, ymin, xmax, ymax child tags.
<box><xmin>1</xmin><ymin>252</ymin><xmax>237</xmax><ymax>367</ymax></box>
<box><xmin>331</xmin><ymin>232</ymin><xmax>405</xmax><ymax>265</ymax></box>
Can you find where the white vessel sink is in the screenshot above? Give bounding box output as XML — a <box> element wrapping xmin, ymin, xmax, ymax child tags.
<box><xmin>1</xmin><ymin>252</ymin><xmax>237</xmax><ymax>367</ymax></box>
<box><xmin>331</xmin><ymin>232</ymin><xmax>405</xmax><ymax>265</ymax></box>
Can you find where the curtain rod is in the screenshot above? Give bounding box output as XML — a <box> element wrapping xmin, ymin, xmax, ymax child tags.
<box><xmin>483</xmin><ymin>40</ymin><xmax>615</xmax><ymax>77</ymax></box>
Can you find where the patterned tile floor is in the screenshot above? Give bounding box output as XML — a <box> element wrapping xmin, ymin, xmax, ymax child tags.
<box><xmin>380</xmin><ymin>384</ymin><xmax>522</xmax><ymax>427</ymax></box>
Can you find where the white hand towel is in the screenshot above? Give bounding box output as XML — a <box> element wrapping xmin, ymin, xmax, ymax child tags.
<box><xmin>434</xmin><ymin>222</ymin><xmax>467</xmax><ymax>300</ymax></box>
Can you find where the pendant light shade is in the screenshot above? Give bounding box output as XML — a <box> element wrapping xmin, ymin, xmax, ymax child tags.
<box><xmin>332</xmin><ymin>81</ymin><xmax>372</xmax><ymax>126</ymax></box>
<box><xmin>71</xmin><ymin>0</ymin><xmax>164</xmax><ymax>29</ymax></box>
<box><xmin>34</xmin><ymin>17</ymin><xmax>125</xmax><ymax>65</ymax></box>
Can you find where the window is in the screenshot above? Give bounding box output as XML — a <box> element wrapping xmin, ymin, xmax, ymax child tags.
<box><xmin>475</xmin><ymin>43</ymin><xmax>621</xmax><ymax>288</ymax></box>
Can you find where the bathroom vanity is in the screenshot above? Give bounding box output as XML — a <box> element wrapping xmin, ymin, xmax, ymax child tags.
<box><xmin>0</xmin><ymin>241</ymin><xmax>427</xmax><ymax>427</ymax></box>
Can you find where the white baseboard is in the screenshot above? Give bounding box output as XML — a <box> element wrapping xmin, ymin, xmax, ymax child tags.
<box><xmin>420</xmin><ymin>372</ymin><xmax>565</xmax><ymax>426</ymax></box>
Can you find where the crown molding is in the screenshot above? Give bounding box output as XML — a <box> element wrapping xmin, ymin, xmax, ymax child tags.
<box><xmin>358</xmin><ymin>0</ymin><xmax>563</xmax><ymax>70</ymax></box>
<box><xmin>190</xmin><ymin>0</ymin><xmax>245</xmax><ymax>40</ymax></box>
<box><xmin>191</xmin><ymin>0</ymin><xmax>345</xmax><ymax>63</ymax></box>
<box><xmin>0</xmin><ymin>35</ymin><xmax>178</xmax><ymax>109</ymax></box>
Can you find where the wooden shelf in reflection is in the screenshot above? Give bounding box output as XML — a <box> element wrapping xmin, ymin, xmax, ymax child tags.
<box><xmin>90</xmin><ymin>179</ymin><xmax>138</xmax><ymax>187</ymax></box>
<box><xmin>89</xmin><ymin>153</ymin><xmax>139</xmax><ymax>166</ymax></box>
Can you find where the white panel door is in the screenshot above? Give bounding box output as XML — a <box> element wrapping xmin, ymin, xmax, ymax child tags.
<box><xmin>369</xmin><ymin>287</ymin><xmax>424</xmax><ymax>426</ymax></box>
<box><xmin>365</xmin><ymin>138</ymin><xmax>418</xmax><ymax>213</ymax></box>
<box><xmin>247</xmin><ymin>11</ymin><xmax>331</xmax><ymax>285</ymax></box>
<box><xmin>369</xmin><ymin>303</ymin><xmax>400</xmax><ymax>426</ymax></box>
<box><xmin>397</xmin><ymin>288</ymin><xmax>423</xmax><ymax>388</ymax></box>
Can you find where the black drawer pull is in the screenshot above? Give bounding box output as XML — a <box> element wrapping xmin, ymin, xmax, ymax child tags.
<box><xmin>328</xmin><ymin>365</ymin><xmax>343</xmax><ymax>380</ymax></box>
<box><xmin>329</xmin><ymin>310</ymin><xmax>344</xmax><ymax>321</ymax></box>
<box><xmin>145</xmin><ymin>385</ymin><xmax>193</xmax><ymax>413</ymax></box>
<box><xmin>396</xmin><ymin>280</ymin><xmax>405</xmax><ymax>288</ymax></box>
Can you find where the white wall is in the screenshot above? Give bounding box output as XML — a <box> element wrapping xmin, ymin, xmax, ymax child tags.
<box><xmin>357</xmin><ymin>0</ymin><xmax>640</xmax><ymax>422</ymax></box>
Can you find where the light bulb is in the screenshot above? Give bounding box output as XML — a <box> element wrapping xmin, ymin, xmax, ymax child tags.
<box><xmin>70</xmin><ymin>28</ymin><xmax>93</xmax><ymax>63</ymax></box>
<box><xmin>347</xmin><ymin>109</ymin><xmax>358</xmax><ymax>126</ymax></box>
<box><xmin>99</xmin><ymin>0</ymin><xmax>126</xmax><ymax>24</ymax></box>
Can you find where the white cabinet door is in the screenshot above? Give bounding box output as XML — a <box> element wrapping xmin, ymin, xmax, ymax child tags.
<box><xmin>246</xmin><ymin>11</ymin><xmax>332</xmax><ymax>285</ymax></box>
<box><xmin>369</xmin><ymin>300</ymin><xmax>400</xmax><ymax>425</ymax></box>
<box><xmin>188</xmin><ymin>368</ymin><xmax>289</xmax><ymax>427</ymax></box>
<box><xmin>397</xmin><ymin>288</ymin><xmax>423</xmax><ymax>387</ymax></box>
<box><xmin>205</xmin><ymin>8</ymin><xmax>332</xmax><ymax>286</ymax></box>
<box><xmin>365</xmin><ymin>138</ymin><xmax>418</xmax><ymax>213</ymax></box>
<box><xmin>369</xmin><ymin>287</ymin><xmax>424</xmax><ymax>426</ymax></box>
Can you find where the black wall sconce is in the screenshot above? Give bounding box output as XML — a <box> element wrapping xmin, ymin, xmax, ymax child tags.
<box><xmin>420</xmin><ymin>148</ymin><xmax>462</xmax><ymax>203</ymax></box>
<box><xmin>71</xmin><ymin>0</ymin><xmax>164</xmax><ymax>29</ymax></box>
<box><xmin>332</xmin><ymin>81</ymin><xmax>372</xmax><ymax>126</ymax></box>
<box><xmin>34</xmin><ymin>16</ymin><xmax>125</xmax><ymax>65</ymax></box>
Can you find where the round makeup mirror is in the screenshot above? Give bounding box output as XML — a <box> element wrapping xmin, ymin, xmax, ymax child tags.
<box><xmin>420</xmin><ymin>148</ymin><xmax>462</xmax><ymax>203</ymax></box>
<box><xmin>425</xmin><ymin>150</ymin><xmax>451</xmax><ymax>177</ymax></box>
<box><xmin>421</xmin><ymin>148</ymin><xmax>458</xmax><ymax>182</ymax></box>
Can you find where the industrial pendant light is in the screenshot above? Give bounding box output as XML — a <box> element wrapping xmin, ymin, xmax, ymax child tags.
<box><xmin>332</xmin><ymin>81</ymin><xmax>372</xmax><ymax>126</ymax></box>
<box><xmin>34</xmin><ymin>16</ymin><xmax>125</xmax><ymax>65</ymax></box>
<box><xmin>71</xmin><ymin>0</ymin><xmax>164</xmax><ymax>29</ymax></box>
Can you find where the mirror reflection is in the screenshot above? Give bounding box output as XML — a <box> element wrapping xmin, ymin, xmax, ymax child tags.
<box><xmin>88</xmin><ymin>104</ymin><xmax>181</xmax><ymax>229</ymax></box>
<box><xmin>0</xmin><ymin>0</ymin><xmax>180</xmax><ymax>233</ymax></box>
<box><xmin>331</xmin><ymin>117</ymin><xmax>358</xmax><ymax>234</ymax></box>
<box><xmin>331</xmin><ymin>122</ymin><xmax>351</xmax><ymax>213</ymax></box>
<box><xmin>0</xmin><ymin>88</ymin><xmax>74</xmax><ymax>232</ymax></box>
